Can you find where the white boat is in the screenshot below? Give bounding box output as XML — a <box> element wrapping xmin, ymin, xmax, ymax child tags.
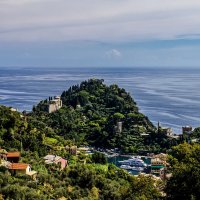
<box><xmin>120</xmin><ymin>165</ymin><xmax>133</xmax><ymax>170</ymax></box>
<box><xmin>118</xmin><ymin>156</ymin><xmax>147</xmax><ymax>167</ymax></box>
<box><xmin>120</xmin><ymin>165</ymin><xmax>144</xmax><ymax>171</ymax></box>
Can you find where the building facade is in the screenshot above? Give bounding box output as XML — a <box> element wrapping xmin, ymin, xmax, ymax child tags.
<box><xmin>47</xmin><ymin>96</ymin><xmax>62</xmax><ymax>113</ymax></box>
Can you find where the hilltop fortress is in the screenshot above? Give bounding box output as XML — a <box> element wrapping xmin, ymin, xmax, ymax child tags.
<box><xmin>47</xmin><ymin>96</ymin><xmax>62</xmax><ymax>113</ymax></box>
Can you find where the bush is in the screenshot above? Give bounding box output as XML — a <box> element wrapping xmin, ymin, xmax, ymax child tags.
<box><xmin>91</xmin><ymin>151</ymin><xmax>107</xmax><ymax>164</ymax></box>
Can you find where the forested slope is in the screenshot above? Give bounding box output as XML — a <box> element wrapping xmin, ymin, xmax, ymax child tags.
<box><xmin>34</xmin><ymin>79</ymin><xmax>172</xmax><ymax>153</ymax></box>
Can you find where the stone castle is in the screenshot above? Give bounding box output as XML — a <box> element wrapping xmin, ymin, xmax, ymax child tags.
<box><xmin>47</xmin><ymin>96</ymin><xmax>62</xmax><ymax>113</ymax></box>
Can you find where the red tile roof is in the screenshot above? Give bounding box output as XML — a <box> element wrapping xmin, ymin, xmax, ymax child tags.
<box><xmin>6</xmin><ymin>152</ymin><xmax>20</xmax><ymax>158</ymax></box>
<box><xmin>9</xmin><ymin>163</ymin><xmax>29</xmax><ymax>170</ymax></box>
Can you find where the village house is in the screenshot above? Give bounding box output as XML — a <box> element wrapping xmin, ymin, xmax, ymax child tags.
<box><xmin>8</xmin><ymin>163</ymin><xmax>37</xmax><ymax>180</ymax></box>
<box><xmin>178</xmin><ymin>126</ymin><xmax>194</xmax><ymax>143</ymax></box>
<box><xmin>182</xmin><ymin>126</ymin><xmax>193</xmax><ymax>134</ymax></box>
<box><xmin>43</xmin><ymin>155</ymin><xmax>68</xmax><ymax>170</ymax></box>
<box><xmin>150</xmin><ymin>153</ymin><xmax>169</xmax><ymax>179</ymax></box>
<box><xmin>0</xmin><ymin>149</ymin><xmax>37</xmax><ymax>180</ymax></box>
<box><xmin>8</xmin><ymin>163</ymin><xmax>31</xmax><ymax>175</ymax></box>
<box><xmin>161</xmin><ymin>127</ymin><xmax>173</xmax><ymax>136</ymax></box>
<box><xmin>0</xmin><ymin>150</ymin><xmax>21</xmax><ymax>163</ymax></box>
<box><xmin>5</xmin><ymin>151</ymin><xmax>21</xmax><ymax>163</ymax></box>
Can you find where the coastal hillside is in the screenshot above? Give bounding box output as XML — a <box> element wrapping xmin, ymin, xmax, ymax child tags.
<box><xmin>33</xmin><ymin>79</ymin><xmax>172</xmax><ymax>153</ymax></box>
<box><xmin>0</xmin><ymin>105</ymin><xmax>57</xmax><ymax>155</ymax></box>
<box><xmin>1</xmin><ymin>84</ymin><xmax>200</xmax><ymax>199</ymax></box>
<box><xmin>0</xmin><ymin>105</ymin><xmax>199</xmax><ymax>199</ymax></box>
<box><xmin>0</xmin><ymin>105</ymin><xmax>163</xmax><ymax>199</ymax></box>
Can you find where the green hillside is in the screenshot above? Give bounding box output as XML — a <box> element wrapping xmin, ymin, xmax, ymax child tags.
<box><xmin>0</xmin><ymin>105</ymin><xmax>162</xmax><ymax>200</ymax></box>
<box><xmin>33</xmin><ymin>79</ymin><xmax>172</xmax><ymax>153</ymax></box>
<box><xmin>1</xmin><ymin>80</ymin><xmax>199</xmax><ymax>199</ymax></box>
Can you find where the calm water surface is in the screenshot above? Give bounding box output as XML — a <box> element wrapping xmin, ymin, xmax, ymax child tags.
<box><xmin>0</xmin><ymin>67</ymin><xmax>200</xmax><ymax>133</ymax></box>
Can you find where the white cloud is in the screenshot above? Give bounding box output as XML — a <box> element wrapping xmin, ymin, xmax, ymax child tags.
<box><xmin>1</xmin><ymin>0</ymin><xmax>200</xmax><ymax>42</ymax></box>
<box><xmin>106</xmin><ymin>49</ymin><xmax>122</xmax><ymax>58</ymax></box>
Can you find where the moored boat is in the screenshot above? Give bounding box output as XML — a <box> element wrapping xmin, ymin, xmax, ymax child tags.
<box><xmin>118</xmin><ymin>156</ymin><xmax>147</xmax><ymax>167</ymax></box>
<box><xmin>120</xmin><ymin>165</ymin><xmax>144</xmax><ymax>171</ymax></box>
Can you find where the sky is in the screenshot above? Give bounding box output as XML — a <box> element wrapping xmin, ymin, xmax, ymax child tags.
<box><xmin>1</xmin><ymin>0</ymin><xmax>200</xmax><ymax>68</ymax></box>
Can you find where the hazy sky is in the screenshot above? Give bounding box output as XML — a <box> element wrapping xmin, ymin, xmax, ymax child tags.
<box><xmin>1</xmin><ymin>0</ymin><xmax>200</xmax><ymax>67</ymax></box>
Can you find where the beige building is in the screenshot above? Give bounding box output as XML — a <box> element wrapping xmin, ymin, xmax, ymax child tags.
<box><xmin>43</xmin><ymin>155</ymin><xmax>68</xmax><ymax>170</ymax></box>
<box><xmin>48</xmin><ymin>96</ymin><xmax>62</xmax><ymax>113</ymax></box>
<box><xmin>8</xmin><ymin>163</ymin><xmax>31</xmax><ymax>174</ymax></box>
<box><xmin>8</xmin><ymin>163</ymin><xmax>37</xmax><ymax>180</ymax></box>
<box><xmin>161</xmin><ymin>127</ymin><xmax>173</xmax><ymax>136</ymax></box>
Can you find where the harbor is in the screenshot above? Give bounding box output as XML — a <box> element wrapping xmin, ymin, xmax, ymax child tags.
<box><xmin>107</xmin><ymin>153</ymin><xmax>167</xmax><ymax>178</ymax></box>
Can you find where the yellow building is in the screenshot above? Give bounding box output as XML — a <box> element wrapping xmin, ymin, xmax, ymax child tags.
<box><xmin>8</xmin><ymin>163</ymin><xmax>31</xmax><ymax>175</ymax></box>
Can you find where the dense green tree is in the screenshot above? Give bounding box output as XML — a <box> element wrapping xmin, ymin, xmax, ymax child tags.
<box><xmin>166</xmin><ymin>143</ymin><xmax>200</xmax><ymax>200</ymax></box>
<box><xmin>191</xmin><ymin>127</ymin><xmax>200</xmax><ymax>141</ymax></box>
<box><xmin>91</xmin><ymin>151</ymin><xmax>107</xmax><ymax>164</ymax></box>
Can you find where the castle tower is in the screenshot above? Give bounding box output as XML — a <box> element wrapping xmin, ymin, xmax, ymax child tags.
<box><xmin>116</xmin><ymin>122</ymin><xmax>122</xmax><ymax>133</ymax></box>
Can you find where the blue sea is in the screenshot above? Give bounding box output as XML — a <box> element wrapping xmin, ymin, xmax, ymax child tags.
<box><xmin>0</xmin><ymin>67</ymin><xmax>200</xmax><ymax>133</ymax></box>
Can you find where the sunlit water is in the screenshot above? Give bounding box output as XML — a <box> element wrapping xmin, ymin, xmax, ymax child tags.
<box><xmin>0</xmin><ymin>67</ymin><xmax>200</xmax><ymax>133</ymax></box>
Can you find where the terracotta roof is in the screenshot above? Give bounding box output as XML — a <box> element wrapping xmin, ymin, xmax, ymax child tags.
<box><xmin>9</xmin><ymin>163</ymin><xmax>29</xmax><ymax>170</ymax></box>
<box><xmin>6</xmin><ymin>152</ymin><xmax>20</xmax><ymax>158</ymax></box>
